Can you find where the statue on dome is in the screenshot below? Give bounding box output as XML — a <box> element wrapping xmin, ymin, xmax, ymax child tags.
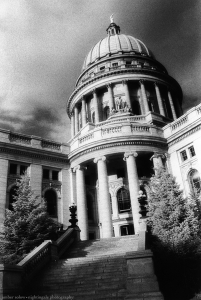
<box><xmin>110</xmin><ymin>14</ymin><xmax>114</xmax><ymax>23</ymax></box>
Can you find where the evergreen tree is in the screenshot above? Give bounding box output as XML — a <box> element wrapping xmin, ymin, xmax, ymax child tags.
<box><xmin>0</xmin><ymin>175</ymin><xmax>58</xmax><ymax>264</ymax></box>
<box><xmin>147</xmin><ymin>168</ymin><xmax>201</xmax><ymax>299</ymax></box>
<box><xmin>147</xmin><ymin>167</ymin><xmax>200</xmax><ymax>256</ymax></box>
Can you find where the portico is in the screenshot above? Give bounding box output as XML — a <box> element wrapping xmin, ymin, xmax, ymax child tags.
<box><xmin>71</xmin><ymin>150</ymin><xmax>165</xmax><ymax>240</ymax></box>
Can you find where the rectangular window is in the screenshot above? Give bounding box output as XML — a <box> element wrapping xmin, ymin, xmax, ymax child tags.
<box><xmin>180</xmin><ymin>150</ymin><xmax>188</xmax><ymax>162</ymax></box>
<box><xmin>20</xmin><ymin>165</ymin><xmax>27</xmax><ymax>175</ymax></box>
<box><xmin>189</xmin><ymin>146</ymin><xmax>196</xmax><ymax>158</ymax></box>
<box><xmin>52</xmin><ymin>170</ymin><xmax>59</xmax><ymax>181</ymax></box>
<box><xmin>43</xmin><ymin>169</ymin><xmax>50</xmax><ymax>180</ymax></box>
<box><xmin>125</xmin><ymin>61</ymin><xmax>132</xmax><ymax>65</ymax></box>
<box><xmin>10</xmin><ymin>163</ymin><xmax>17</xmax><ymax>175</ymax></box>
<box><xmin>112</xmin><ymin>63</ymin><xmax>118</xmax><ymax>67</ymax></box>
<box><xmin>100</xmin><ymin>66</ymin><xmax>105</xmax><ymax>71</ymax></box>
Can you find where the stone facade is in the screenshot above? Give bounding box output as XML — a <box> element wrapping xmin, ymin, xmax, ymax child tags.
<box><xmin>0</xmin><ymin>20</ymin><xmax>200</xmax><ymax>241</ymax></box>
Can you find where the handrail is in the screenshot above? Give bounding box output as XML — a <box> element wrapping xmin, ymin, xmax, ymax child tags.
<box><xmin>17</xmin><ymin>227</ymin><xmax>79</xmax><ymax>283</ymax></box>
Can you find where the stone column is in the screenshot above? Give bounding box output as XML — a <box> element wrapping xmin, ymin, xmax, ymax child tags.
<box><xmin>167</xmin><ymin>90</ymin><xmax>177</xmax><ymax>120</ymax></box>
<box><xmin>122</xmin><ymin>80</ymin><xmax>132</xmax><ymax>109</ymax></box>
<box><xmin>73</xmin><ymin>165</ymin><xmax>88</xmax><ymax>240</ymax></box>
<box><xmin>93</xmin><ymin>89</ymin><xmax>100</xmax><ymax>123</ymax></box>
<box><xmin>81</xmin><ymin>97</ymin><xmax>87</xmax><ymax>127</ymax></box>
<box><xmin>154</xmin><ymin>82</ymin><xmax>165</xmax><ymax>116</ymax></box>
<box><xmin>107</xmin><ymin>83</ymin><xmax>115</xmax><ymax>110</ymax></box>
<box><xmin>74</xmin><ymin>106</ymin><xmax>79</xmax><ymax>134</ymax></box>
<box><xmin>124</xmin><ymin>152</ymin><xmax>141</xmax><ymax>234</ymax></box>
<box><xmin>150</xmin><ymin>153</ymin><xmax>164</xmax><ymax>174</ymax></box>
<box><xmin>94</xmin><ymin>156</ymin><xmax>113</xmax><ymax>238</ymax></box>
<box><xmin>140</xmin><ymin>80</ymin><xmax>149</xmax><ymax>114</ymax></box>
<box><xmin>71</xmin><ymin>112</ymin><xmax>75</xmax><ymax>137</ymax></box>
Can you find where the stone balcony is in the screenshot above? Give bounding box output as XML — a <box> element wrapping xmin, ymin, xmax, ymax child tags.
<box><xmin>70</xmin><ymin>112</ymin><xmax>166</xmax><ymax>152</ymax></box>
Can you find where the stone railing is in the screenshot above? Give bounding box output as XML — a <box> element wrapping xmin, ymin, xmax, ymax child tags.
<box><xmin>41</xmin><ymin>140</ymin><xmax>61</xmax><ymax>151</ymax></box>
<box><xmin>15</xmin><ymin>227</ymin><xmax>79</xmax><ymax>286</ymax></box>
<box><xmin>79</xmin><ymin>133</ymin><xmax>94</xmax><ymax>144</ymax></box>
<box><xmin>171</xmin><ymin>115</ymin><xmax>188</xmax><ymax>131</ymax></box>
<box><xmin>9</xmin><ymin>133</ymin><xmax>31</xmax><ymax>145</ymax></box>
<box><xmin>101</xmin><ymin>126</ymin><xmax>122</xmax><ymax>135</ymax></box>
<box><xmin>95</xmin><ymin>115</ymin><xmax>146</xmax><ymax>128</ymax></box>
<box><xmin>131</xmin><ymin>125</ymin><xmax>150</xmax><ymax>133</ymax></box>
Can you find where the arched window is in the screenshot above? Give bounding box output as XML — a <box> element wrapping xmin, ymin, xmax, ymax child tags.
<box><xmin>9</xmin><ymin>185</ymin><xmax>18</xmax><ymax>210</ymax></box>
<box><xmin>44</xmin><ymin>189</ymin><xmax>57</xmax><ymax>217</ymax></box>
<box><xmin>117</xmin><ymin>188</ymin><xmax>131</xmax><ymax>213</ymax></box>
<box><xmin>103</xmin><ymin>106</ymin><xmax>110</xmax><ymax>120</ymax></box>
<box><xmin>189</xmin><ymin>169</ymin><xmax>201</xmax><ymax>193</ymax></box>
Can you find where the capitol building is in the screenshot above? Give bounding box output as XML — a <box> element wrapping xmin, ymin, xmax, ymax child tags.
<box><xmin>0</xmin><ymin>18</ymin><xmax>201</xmax><ymax>241</ymax></box>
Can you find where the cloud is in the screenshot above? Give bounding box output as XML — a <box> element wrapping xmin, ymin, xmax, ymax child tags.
<box><xmin>0</xmin><ymin>0</ymin><xmax>200</xmax><ymax>142</ymax></box>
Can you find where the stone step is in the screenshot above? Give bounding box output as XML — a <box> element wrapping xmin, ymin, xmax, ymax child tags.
<box><xmin>27</xmin><ymin>236</ymin><xmax>140</xmax><ymax>300</ymax></box>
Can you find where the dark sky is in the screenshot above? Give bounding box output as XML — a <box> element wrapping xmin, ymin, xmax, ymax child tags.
<box><xmin>0</xmin><ymin>0</ymin><xmax>200</xmax><ymax>142</ymax></box>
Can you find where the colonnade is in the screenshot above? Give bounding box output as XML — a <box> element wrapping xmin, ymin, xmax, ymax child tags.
<box><xmin>70</xmin><ymin>80</ymin><xmax>178</xmax><ymax>137</ymax></box>
<box><xmin>72</xmin><ymin>152</ymin><xmax>164</xmax><ymax>240</ymax></box>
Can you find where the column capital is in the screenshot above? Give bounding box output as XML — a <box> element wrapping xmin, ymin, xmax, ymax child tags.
<box><xmin>81</xmin><ymin>96</ymin><xmax>86</xmax><ymax>101</ymax></box>
<box><xmin>73</xmin><ymin>165</ymin><xmax>87</xmax><ymax>172</ymax></box>
<box><xmin>139</xmin><ymin>79</ymin><xmax>145</xmax><ymax>84</ymax></box>
<box><xmin>122</xmin><ymin>79</ymin><xmax>129</xmax><ymax>85</ymax></box>
<box><xmin>106</xmin><ymin>82</ymin><xmax>112</xmax><ymax>89</ymax></box>
<box><xmin>124</xmin><ymin>152</ymin><xmax>138</xmax><ymax>161</ymax></box>
<box><xmin>69</xmin><ymin>167</ymin><xmax>74</xmax><ymax>174</ymax></box>
<box><xmin>94</xmin><ymin>156</ymin><xmax>107</xmax><ymax>164</ymax></box>
<box><xmin>150</xmin><ymin>152</ymin><xmax>165</xmax><ymax>161</ymax></box>
<box><xmin>154</xmin><ymin>81</ymin><xmax>159</xmax><ymax>87</ymax></box>
<box><xmin>92</xmin><ymin>88</ymin><xmax>97</xmax><ymax>95</ymax></box>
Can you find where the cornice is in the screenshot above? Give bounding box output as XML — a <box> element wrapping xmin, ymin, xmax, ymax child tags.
<box><xmin>0</xmin><ymin>143</ymin><xmax>69</xmax><ymax>164</ymax></box>
<box><xmin>168</xmin><ymin>124</ymin><xmax>201</xmax><ymax>146</ymax></box>
<box><xmin>69</xmin><ymin>139</ymin><xmax>167</xmax><ymax>162</ymax></box>
<box><xmin>67</xmin><ymin>68</ymin><xmax>182</xmax><ymax>117</ymax></box>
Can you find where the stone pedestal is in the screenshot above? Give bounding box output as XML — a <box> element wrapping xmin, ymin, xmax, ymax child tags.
<box><xmin>125</xmin><ymin>250</ymin><xmax>164</xmax><ymax>300</ymax></box>
<box><xmin>0</xmin><ymin>265</ymin><xmax>23</xmax><ymax>297</ymax></box>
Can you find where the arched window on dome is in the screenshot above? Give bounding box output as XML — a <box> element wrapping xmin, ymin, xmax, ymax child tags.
<box><xmin>117</xmin><ymin>188</ymin><xmax>131</xmax><ymax>213</ymax></box>
<box><xmin>9</xmin><ymin>185</ymin><xmax>18</xmax><ymax>210</ymax></box>
<box><xmin>103</xmin><ymin>106</ymin><xmax>110</xmax><ymax>120</ymax></box>
<box><xmin>44</xmin><ymin>189</ymin><xmax>57</xmax><ymax>218</ymax></box>
<box><xmin>92</xmin><ymin>112</ymin><xmax>95</xmax><ymax>124</ymax></box>
<box><xmin>188</xmin><ymin>169</ymin><xmax>201</xmax><ymax>194</ymax></box>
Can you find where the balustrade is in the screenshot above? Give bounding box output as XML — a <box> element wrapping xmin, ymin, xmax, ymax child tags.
<box><xmin>171</xmin><ymin>116</ymin><xmax>188</xmax><ymax>131</ymax></box>
<box><xmin>9</xmin><ymin>133</ymin><xmax>31</xmax><ymax>145</ymax></box>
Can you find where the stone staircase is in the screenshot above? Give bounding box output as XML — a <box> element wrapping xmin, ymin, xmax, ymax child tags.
<box><xmin>27</xmin><ymin>235</ymin><xmax>139</xmax><ymax>300</ymax></box>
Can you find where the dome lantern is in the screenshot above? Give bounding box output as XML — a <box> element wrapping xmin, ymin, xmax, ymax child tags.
<box><xmin>106</xmin><ymin>14</ymin><xmax>120</xmax><ymax>36</ymax></box>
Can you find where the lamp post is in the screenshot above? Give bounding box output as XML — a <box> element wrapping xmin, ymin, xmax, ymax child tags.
<box><xmin>138</xmin><ymin>190</ymin><xmax>147</xmax><ymax>218</ymax></box>
<box><xmin>68</xmin><ymin>202</ymin><xmax>78</xmax><ymax>228</ymax></box>
<box><xmin>137</xmin><ymin>190</ymin><xmax>148</xmax><ymax>250</ymax></box>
